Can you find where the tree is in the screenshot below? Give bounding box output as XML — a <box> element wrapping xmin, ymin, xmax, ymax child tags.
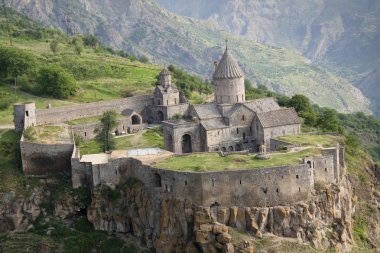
<box><xmin>83</xmin><ymin>35</ymin><xmax>100</xmax><ymax>48</ymax></box>
<box><xmin>244</xmin><ymin>78</ymin><xmax>253</xmax><ymax>90</ymax></box>
<box><xmin>139</xmin><ymin>55</ymin><xmax>149</xmax><ymax>64</ymax></box>
<box><xmin>95</xmin><ymin>111</ymin><xmax>118</xmax><ymax>152</ymax></box>
<box><xmin>37</xmin><ymin>65</ymin><xmax>78</xmax><ymax>99</ymax></box>
<box><xmin>0</xmin><ymin>47</ymin><xmax>37</xmax><ymax>94</ymax></box>
<box><xmin>50</xmin><ymin>39</ymin><xmax>59</xmax><ymax>54</ymax></box>
<box><xmin>316</xmin><ymin>108</ymin><xmax>342</xmax><ymax>133</ymax></box>
<box><xmin>289</xmin><ymin>94</ymin><xmax>316</xmax><ymax>126</ymax></box>
<box><xmin>74</xmin><ymin>43</ymin><xmax>83</xmax><ymax>55</ymax></box>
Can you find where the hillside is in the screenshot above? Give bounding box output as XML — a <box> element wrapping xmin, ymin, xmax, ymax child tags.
<box><xmin>0</xmin><ymin>7</ymin><xmax>161</xmax><ymax>124</ymax></box>
<box><xmin>4</xmin><ymin>0</ymin><xmax>371</xmax><ymax>114</ymax></box>
<box><xmin>155</xmin><ymin>0</ymin><xmax>380</xmax><ymax>116</ymax></box>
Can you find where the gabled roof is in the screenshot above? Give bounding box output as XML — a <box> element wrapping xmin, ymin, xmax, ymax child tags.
<box><xmin>223</xmin><ymin>103</ymin><xmax>253</xmax><ymax>118</ymax></box>
<box><xmin>257</xmin><ymin>108</ymin><xmax>301</xmax><ymax>128</ymax></box>
<box><xmin>201</xmin><ymin>118</ymin><xmax>229</xmax><ymax>130</ymax></box>
<box><xmin>191</xmin><ymin>103</ymin><xmax>222</xmax><ymax>119</ymax></box>
<box><xmin>213</xmin><ymin>49</ymin><xmax>244</xmax><ymax>80</ymax></box>
<box><xmin>243</xmin><ymin>97</ymin><xmax>281</xmax><ymax>113</ymax></box>
<box><xmin>155</xmin><ymin>85</ymin><xmax>178</xmax><ymax>93</ymax></box>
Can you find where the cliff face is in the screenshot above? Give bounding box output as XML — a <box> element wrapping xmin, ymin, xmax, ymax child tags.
<box><xmin>87</xmin><ymin>177</ymin><xmax>355</xmax><ymax>252</ymax></box>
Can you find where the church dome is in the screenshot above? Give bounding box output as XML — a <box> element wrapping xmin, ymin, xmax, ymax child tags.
<box><xmin>213</xmin><ymin>48</ymin><xmax>244</xmax><ymax>80</ymax></box>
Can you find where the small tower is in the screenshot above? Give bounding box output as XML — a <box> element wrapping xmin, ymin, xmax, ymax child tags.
<box><xmin>13</xmin><ymin>102</ymin><xmax>36</xmax><ymax>133</ymax></box>
<box><xmin>213</xmin><ymin>41</ymin><xmax>245</xmax><ymax>104</ymax></box>
<box><xmin>159</xmin><ymin>67</ymin><xmax>171</xmax><ymax>89</ymax></box>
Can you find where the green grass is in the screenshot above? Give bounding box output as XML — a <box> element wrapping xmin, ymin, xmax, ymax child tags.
<box><xmin>154</xmin><ymin>148</ymin><xmax>321</xmax><ymax>172</ymax></box>
<box><xmin>79</xmin><ymin>128</ymin><xmax>164</xmax><ymax>155</ymax></box>
<box><xmin>276</xmin><ymin>134</ymin><xmax>343</xmax><ymax>148</ymax></box>
<box><xmin>0</xmin><ymin>34</ymin><xmax>161</xmax><ymax>126</ymax></box>
<box><xmin>0</xmin><ymin>83</ymin><xmax>77</xmax><ymax>125</ymax></box>
<box><xmin>25</xmin><ymin>125</ymin><xmax>71</xmax><ymax>144</ymax></box>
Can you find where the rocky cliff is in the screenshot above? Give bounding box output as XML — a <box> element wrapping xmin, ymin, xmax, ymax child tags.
<box><xmin>87</xmin><ymin>176</ymin><xmax>355</xmax><ymax>252</ymax></box>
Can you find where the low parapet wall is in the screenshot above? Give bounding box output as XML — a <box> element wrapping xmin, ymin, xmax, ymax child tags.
<box><xmin>36</xmin><ymin>95</ymin><xmax>153</xmax><ymax>125</ymax></box>
<box><xmin>21</xmin><ymin>135</ymin><xmax>74</xmax><ymax>176</ymax></box>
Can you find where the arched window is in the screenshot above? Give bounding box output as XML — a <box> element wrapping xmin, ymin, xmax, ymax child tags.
<box><xmin>131</xmin><ymin>115</ymin><xmax>141</xmax><ymax>125</ymax></box>
<box><xmin>152</xmin><ymin>173</ymin><xmax>162</xmax><ymax>187</ymax></box>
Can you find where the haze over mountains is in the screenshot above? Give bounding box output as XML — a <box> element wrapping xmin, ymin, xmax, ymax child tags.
<box><xmin>6</xmin><ymin>0</ymin><xmax>379</xmax><ymax>116</ymax></box>
<box><xmin>155</xmin><ymin>0</ymin><xmax>380</xmax><ymax>116</ymax></box>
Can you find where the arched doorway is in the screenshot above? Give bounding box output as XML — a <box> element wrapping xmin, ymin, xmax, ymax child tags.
<box><xmin>235</xmin><ymin>144</ymin><xmax>241</xmax><ymax>151</ymax></box>
<box><xmin>167</xmin><ymin>134</ymin><xmax>173</xmax><ymax>152</ymax></box>
<box><xmin>228</xmin><ymin>146</ymin><xmax>234</xmax><ymax>151</ymax></box>
<box><xmin>131</xmin><ymin>114</ymin><xmax>141</xmax><ymax>125</ymax></box>
<box><xmin>152</xmin><ymin>173</ymin><xmax>162</xmax><ymax>187</ymax></box>
<box><xmin>158</xmin><ymin>111</ymin><xmax>164</xmax><ymax>122</ymax></box>
<box><xmin>221</xmin><ymin>147</ymin><xmax>227</xmax><ymax>152</ymax></box>
<box><xmin>182</xmin><ymin>134</ymin><xmax>192</xmax><ymax>153</ymax></box>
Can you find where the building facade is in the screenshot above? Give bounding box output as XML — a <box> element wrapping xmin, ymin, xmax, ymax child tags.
<box><xmin>162</xmin><ymin>47</ymin><xmax>301</xmax><ymax>154</ymax></box>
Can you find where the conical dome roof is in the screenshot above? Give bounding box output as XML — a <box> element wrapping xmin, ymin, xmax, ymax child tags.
<box><xmin>213</xmin><ymin>48</ymin><xmax>244</xmax><ymax>80</ymax></box>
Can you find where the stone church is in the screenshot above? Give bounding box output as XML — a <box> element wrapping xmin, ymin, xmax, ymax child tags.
<box><xmin>160</xmin><ymin>45</ymin><xmax>301</xmax><ymax>154</ymax></box>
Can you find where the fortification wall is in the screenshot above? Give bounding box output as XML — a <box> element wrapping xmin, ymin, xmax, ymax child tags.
<box><xmin>36</xmin><ymin>95</ymin><xmax>152</xmax><ymax>125</ymax></box>
<box><xmin>304</xmin><ymin>155</ymin><xmax>335</xmax><ymax>184</ymax></box>
<box><xmin>21</xmin><ymin>136</ymin><xmax>73</xmax><ymax>176</ymax></box>
<box><xmin>73</xmin><ymin>155</ymin><xmax>315</xmax><ymax>207</ymax></box>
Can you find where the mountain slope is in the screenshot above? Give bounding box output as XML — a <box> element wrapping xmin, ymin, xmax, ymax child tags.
<box><xmin>5</xmin><ymin>0</ymin><xmax>370</xmax><ymax>113</ymax></box>
<box><xmin>155</xmin><ymin>0</ymin><xmax>380</xmax><ymax>116</ymax></box>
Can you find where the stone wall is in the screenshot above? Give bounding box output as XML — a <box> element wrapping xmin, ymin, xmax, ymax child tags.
<box><xmin>73</xmin><ymin>154</ymin><xmax>320</xmax><ymax>207</ymax></box>
<box><xmin>20</xmin><ymin>136</ymin><xmax>74</xmax><ymax>176</ymax></box>
<box><xmin>72</xmin><ymin>118</ymin><xmax>143</xmax><ymax>140</ymax></box>
<box><xmin>14</xmin><ymin>103</ymin><xmax>36</xmax><ymax>133</ymax></box>
<box><xmin>36</xmin><ymin>95</ymin><xmax>152</xmax><ymax>125</ymax></box>
<box><xmin>148</xmin><ymin>103</ymin><xmax>189</xmax><ymax>123</ymax></box>
<box><xmin>162</xmin><ymin>121</ymin><xmax>203</xmax><ymax>153</ymax></box>
<box><xmin>214</xmin><ymin>77</ymin><xmax>245</xmax><ymax>104</ymax></box>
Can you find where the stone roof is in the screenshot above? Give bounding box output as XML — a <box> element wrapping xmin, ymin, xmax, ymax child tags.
<box><xmin>243</xmin><ymin>97</ymin><xmax>281</xmax><ymax>113</ymax></box>
<box><xmin>213</xmin><ymin>49</ymin><xmax>244</xmax><ymax>80</ymax></box>
<box><xmin>257</xmin><ymin>108</ymin><xmax>301</xmax><ymax>128</ymax></box>
<box><xmin>201</xmin><ymin>118</ymin><xmax>228</xmax><ymax>130</ymax></box>
<box><xmin>160</xmin><ymin>68</ymin><xmax>170</xmax><ymax>75</ymax></box>
<box><xmin>156</xmin><ymin>85</ymin><xmax>178</xmax><ymax>93</ymax></box>
<box><xmin>192</xmin><ymin>103</ymin><xmax>222</xmax><ymax>119</ymax></box>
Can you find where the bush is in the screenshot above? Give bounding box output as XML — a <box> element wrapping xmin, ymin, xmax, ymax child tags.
<box><xmin>37</xmin><ymin>65</ymin><xmax>78</xmax><ymax>99</ymax></box>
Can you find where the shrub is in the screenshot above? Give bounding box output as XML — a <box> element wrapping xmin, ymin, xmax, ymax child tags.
<box><xmin>37</xmin><ymin>65</ymin><xmax>78</xmax><ymax>99</ymax></box>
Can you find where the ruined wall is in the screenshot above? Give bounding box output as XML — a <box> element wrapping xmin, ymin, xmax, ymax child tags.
<box><xmin>36</xmin><ymin>95</ymin><xmax>152</xmax><ymax>125</ymax></box>
<box><xmin>72</xmin><ymin>118</ymin><xmax>142</xmax><ymax>140</ymax></box>
<box><xmin>20</xmin><ymin>136</ymin><xmax>73</xmax><ymax>176</ymax></box>
<box><xmin>13</xmin><ymin>103</ymin><xmax>36</xmax><ymax>133</ymax></box>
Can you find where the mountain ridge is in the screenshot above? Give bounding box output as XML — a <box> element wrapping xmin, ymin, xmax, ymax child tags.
<box><xmin>5</xmin><ymin>0</ymin><xmax>371</xmax><ymax>114</ymax></box>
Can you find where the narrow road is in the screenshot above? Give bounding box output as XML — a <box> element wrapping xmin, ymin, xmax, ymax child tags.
<box><xmin>0</xmin><ymin>124</ymin><xmax>14</xmax><ymax>129</ymax></box>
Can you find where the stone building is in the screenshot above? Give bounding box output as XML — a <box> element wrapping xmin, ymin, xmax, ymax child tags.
<box><xmin>147</xmin><ymin>68</ymin><xmax>189</xmax><ymax>123</ymax></box>
<box><xmin>162</xmin><ymin>46</ymin><xmax>301</xmax><ymax>153</ymax></box>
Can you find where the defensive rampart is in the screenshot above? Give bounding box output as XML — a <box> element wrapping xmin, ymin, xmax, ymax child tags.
<box><xmin>71</xmin><ymin>147</ymin><xmax>344</xmax><ymax>207</ymax></box>
<box><xmin>36</xmin><ymin>95</ymin><xmax>153</xmax><ymax>125</ymax></box>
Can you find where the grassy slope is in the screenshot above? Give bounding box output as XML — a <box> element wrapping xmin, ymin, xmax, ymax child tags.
<box><xmin>0</xmin><ymin>9</ymin><xmax>161</xmax><ymax>125</ymax></box>
<box><xmin>79</xmin><ymin>128</ymin><xmax>164</xmax><ymax>155</ymax></box>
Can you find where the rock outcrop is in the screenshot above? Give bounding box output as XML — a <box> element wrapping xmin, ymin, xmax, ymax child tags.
<box><xmin>87</xmin><ymin>176</ymin><xmax>355</xmax><ymax>252</ymax></box>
